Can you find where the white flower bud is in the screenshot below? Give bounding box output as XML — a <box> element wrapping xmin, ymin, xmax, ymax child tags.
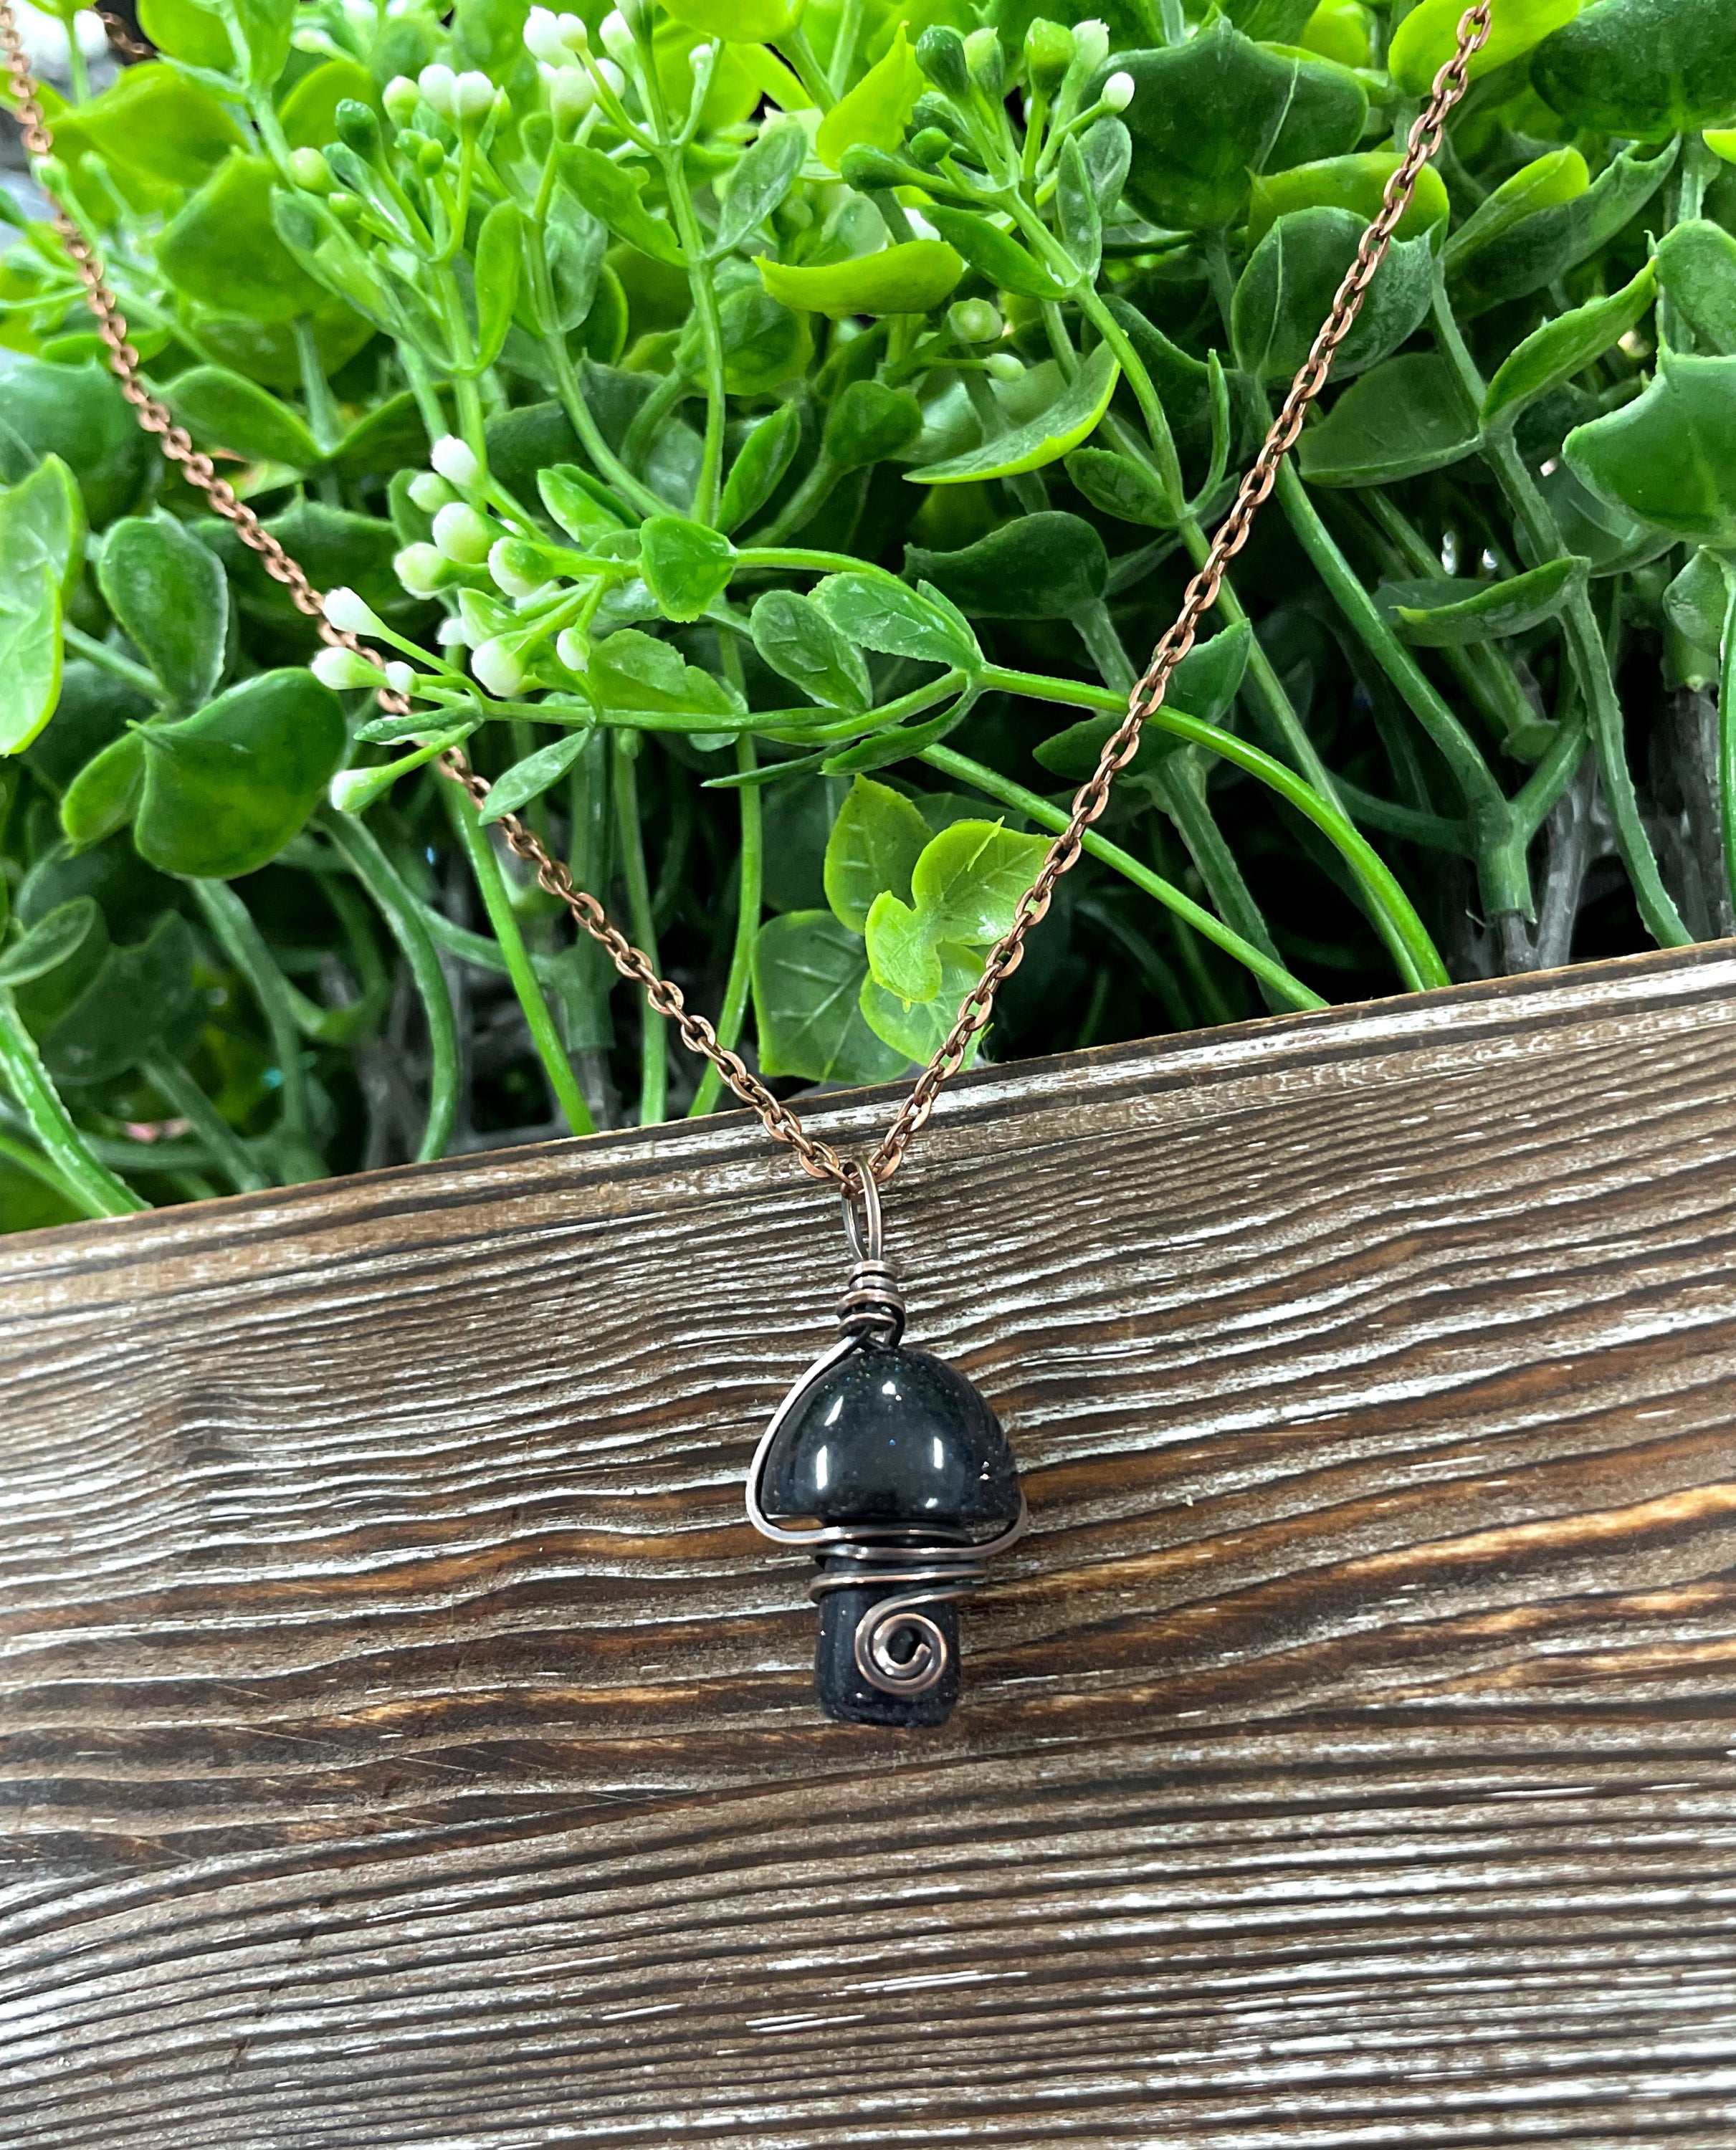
<box><xmin>984</xmin><ymin>351</ymin><xmax>1024</xmax><ymax>381</ymax></box>
<box><xmin>312</xmin><ymin>645</ymin><xmax>381</xmax><ymax>691</ymax></box>
<box><xmin>382</xmin><ymin>73</ymin><xmax>420</xmax><ymax>123</ymax></box>
<box><xmin>323</xmin><ymin>586</ymin><xmax>386</xmax><ymax>637</ymax></box>
<box><xmin>598</xmin><ymin>8</ymin><xmax>634</xmax><ymax>62</ymax></box>
<box><xmin>437</xmin><ymin>613</ymin><xmax>469</xmax><ymax>646</ymax></box>
<box><xmin>329</xmin><ymin>767</ymin><xmax>378</xmax><ymax>813</ymax></box>
<box><xmin>433</xmin><ymin>502</ymin><xmax>495</xmax><ymax>564</ymax></box>
<box><xmin>555</xmin><ymin>627</ymin><xmax>591</xmax><ymax>672</ymax></box>
<box><xmin>394</xmin><ymin>543</ymin><xmax>449</xmax><ymax>598</ymax></box>
<box><xmin>1100</xmin><ymin>69</ymin><xmax>1134</xmax><ymax>112</ymax></box>
<box><xmin>523</xmin><ymin>6</ymin><xmax>566</xmax><ymax>63</ymax></box>
<box><xmin>429</xmin><ymin>434</ymin><xmax>481</xmax><ymax>487</ymax></box>
<box><xmin>407</xmin><ymin>472</ymin><xmax>454</xmax><ymax>513</ymax></box>
<box><xmin>594</xmin><ymin>56</ymin><xmax>626</xmax><ymax>96</ymax></box>
<box><xmin>452</xmin><ymin>69</ymin><xmax>495</xmax><ymax>119</ymax></box>
<box><xmin>557</xmin><ymin>10</ymin><xmax>585</xmax><ymax>47</ymax></box>
<box><xmin>488</xmin><ymin>538</ymin><xmax>548</xmax><ymax>599</ymax></box>
<box><xmin>471</xmin><ymin>637</ymin><xmax>525</xmax><ymax>697</ymax></box>
<box><xmin>1073</xmin><ymin>19</ymin><xmax>1110</xmax><ymax>70</ymax></box>
<box><xmin>546</xmin><ymin>64</ymin><xmax>597</xmax><ymax>122</ymax></box>
<box><xmin>416</xmin><ymin>62</ymin><xmax>457</xmax><ymax>118</ymax></box>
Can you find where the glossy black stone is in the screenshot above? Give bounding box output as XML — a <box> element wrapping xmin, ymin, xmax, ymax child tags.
<box><xmin>759</xmin><ymin>1342</ymin><xmax>1021</xmax><ymax>1532</ymax></box>
<box><xmin>814</xmin><ymin>1583</ymin><xmax>959</xmax><ymax>1729</ymax></box>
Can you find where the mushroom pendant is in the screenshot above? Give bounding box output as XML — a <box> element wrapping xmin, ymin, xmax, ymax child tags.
<box><xmin>745</xmin><ymin>1165</ymin><xmax>1026</xmax><ymax>1726</ymax></box>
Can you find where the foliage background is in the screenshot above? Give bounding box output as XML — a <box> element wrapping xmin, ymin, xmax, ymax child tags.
<box><xmin>0</xmin><ymin>0</ymin><xmax>1733</xmax><ymax>1230</ymax></box>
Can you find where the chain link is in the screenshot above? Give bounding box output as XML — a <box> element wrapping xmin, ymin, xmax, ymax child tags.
<box><xmin>1</xmin><ymin>0</ymin><xmax>1490</xmax><ymax>1196</ymax></box>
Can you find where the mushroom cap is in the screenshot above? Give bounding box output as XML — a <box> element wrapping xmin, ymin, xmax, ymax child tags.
<box><xmin>760</xmin><ymin>1342</ymin><xmax>1021</xmax><ymax>1532</ymax></box>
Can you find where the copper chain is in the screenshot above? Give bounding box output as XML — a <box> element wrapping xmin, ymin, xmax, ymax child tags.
<box><xmin>1</xmin><ymin>0</ymin><xmax>1490</xmax><ymax>1198</ymax></box>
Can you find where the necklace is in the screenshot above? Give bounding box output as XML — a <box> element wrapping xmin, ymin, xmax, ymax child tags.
<box><xmin>0</xmin><ymin>1</ymin><xmax>1491</xmax><ymax>1724</ymax></box>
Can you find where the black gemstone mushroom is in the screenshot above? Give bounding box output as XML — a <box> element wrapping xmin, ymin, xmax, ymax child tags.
<box><xmin>758</xmin><ymin>1339</ymin><xmax>1022</xmax><ymax>1727</ymax></box>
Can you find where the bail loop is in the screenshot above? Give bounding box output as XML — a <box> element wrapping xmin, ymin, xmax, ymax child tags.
<box><xmin>837</xmin><ymin>1155</ymin><xmax>905</xmax><ymax>1348</ymax></box>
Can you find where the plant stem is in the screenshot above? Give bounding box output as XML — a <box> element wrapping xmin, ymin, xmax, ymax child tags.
<box><xmin>980</xmin><ymin>663</ymin><xmax>1449</xmax><ymax>989</ymax></box>
<box><xmin>318</xmin><ymin>808</ymin><xmax>460</xmax><ymax>1162</ymax></box>
<box><xmin>0</xmin><ymin>1128</ymin><xmax>86</xmax><ymax>1210</ymax></box>
<box><xmin>443</xmin><ymin>781</ymin><xmax>594</xmax><ymax>1137</ymax></box>
<box><xmin>62</xmin><ymin>623</ymin><xmax>160</xmax><ymax>699</ymax></box>
<box><xmin>189</xmin><ymin>879</ymin><xmax>313</xmax><ymax>1146</ymax></box>
<box><xmin>292</xmin><ymin>316</ymin><xmax>343</xmax><ymax>459</ymax></box>
<box><xmin>0</xmin><ymin>991</ymin><xmax>142</xmax><ymax>1217</ymax></box>
<box><xmin>139</xmin><ymin>1051</ymin><xmax>270</xmax><ymax>1193</ymax></box>
<box><xmin>690</xmin><ymin>735</ymin><xmax>761</xmax><ymax>1116</ymax></box>
<box><xmin>613</xmin><ymin>735</ymin><xmax>667</xmax><ymax>1124</ymax></box>
<box><xmin>1069</xmin><ymin>596</ymin><xmax>1285</xmax><ymax>990</ymax></box>
<box><xmin>918</xmin><ymin>744</ymin><xmax>1326</xmax><ymax>1010</ymax></box>
<box><xmin>1433</xmin><ymin>290</ymin><xmax>1691</xmax><ymax>947</ymax></box>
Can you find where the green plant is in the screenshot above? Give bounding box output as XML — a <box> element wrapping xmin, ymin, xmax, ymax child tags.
<box><xmin>0</xmin><ymin>0</ymin><xmax>1733</xmax><ymax>1230</ymax></box>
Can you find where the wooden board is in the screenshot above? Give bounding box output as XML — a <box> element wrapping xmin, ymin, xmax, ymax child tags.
<box><xmin>2</xmin><ymin>944</ymin><xmax>1735</xmax><ymax>2146</ymax></box>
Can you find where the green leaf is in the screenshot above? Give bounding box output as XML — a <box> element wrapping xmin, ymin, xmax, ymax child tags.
<box><xmin>750</xmin><ymin>910</ymin><xmax>907</xmax><ymax>1083</ymax></box>
<box><xmin>1298</xmin><ymin>353</ymin><xmax>1480</xmax><ymax>486</ymax></box>
<box><xmin>1656</xmin><ymin>221</ymin><xmax>1736</xmax><ymax>356</ymax></box>
<box><xmin>715</xmin><ymin>122</ymin><xmax>808</xmax><ymax>255</ymax></box>
<box><xmin>1079</xmin><ymin>118</ymin><xmax>1132</xmax><ymax>221</ymax></box>
<box><xmin>133</xmin><ymin>669</ymin><xmax>348</xmax><ymax>878</ymax></box>
<box><xmin>0</xmin><ymin>897</ymin><xmax>100</xmax><ymax>987</ymax></box>
<box><xmin>1107</xmin><ymin>22</ymin><xmax>1368</xmax><ymax>230</ymax></box>
<box><xmin>278</xmin><ymin>57</ymin><xmax>380</xmax><ymax>151</ymax></box>
<box><xmin>588</xmin><ymin>628</ymin><xmax>745</xmax><ymax>724</ymax></box>
<box><xmin>159</xmin><ymin>155</ymin><xmax>328</xmax><ymax>322</ymax></box>
<box><xmin>96</xmin><ymin>515</ymin><xmax>228</xmax><ymax>712</ymax></box>
<box><xmin>750</xmin><ymin>591</ymin><xmax>873</xmax><ymax>712</ymax></box>
<box><xmin>226</xmin><ymin>0</ymin><xmax>293</xmax><ymax>87</ymax></box>
<box><xmin>472</xmin><ymin>200</ymin><xmax>525</xmax><ymax>374</ymax></box>
<box><xmin>924</xmin><ymin>206</ymin><xmax>1069</xmax><ymax>300</ymax></box>
<box><xmin>558</xmin><ymin>144</ymin><xmax>687</xmax><ymax>269</ymax></box>
<box><xmin>1</xmin><ymin>360</ymin><xmax>151</xmax><ymax>528</ymax></box>
<box><xmin>1446</xmin><ymin>142</ymin><xmax>1676</xmax><ymax>321</ymax></box>
<box><xmin>707</xmin><ymin>283</ymin><xmax>813</xmax><ymax>397</ymax></box>
<box><xmin>0</xmin><ymin>455</ymin><xmax>83</xmax><ymax>603</ymax></box>
<box><xmin>1564</xmin><ymin>348</ymin><xmax>1736</xmax><ymax>550</ymax></box>
<box><xmin>1663</xmin><ymin>547</ymin><xmax>1735</xmax><ymax>683</ymax></box>
<box><xmin>477</xmin><ymin>731</ymin><xmax>596</xmax><ymax>826</ymax></box>
<box><xmin>859</xmin><ymin>945</ymin><xmax>984</xmax><ymax>1065</ymax></box>
<box><xmin>823</xmin><ymin>775</ymin><xmax>932</xmax><ymax>932</ymax></box>
<box><xmin>59</xmin><ymin>732</ymin><xmax>145</xmax><ymax>850</ymax></box>
<box><xmin>758</xmin><ymin>243</ymin><xmax>965</xmax><ymax>321</ymax></box>
<box><xmin>905</xmin><ymin>512</ymin><xmax>1108</xmax><ymax>619</ymax></box>
<box><xmin>640</xmin><ymin>516</ymin><xmax>735</xmax><ymax>622</ymax></box>
<box><xmin>42</xmin><ymin>911</ymin><xmax>195</xmax><ymax>1085</ymax></box>
<box><xmin>538</xmin><ymin>462</ymin><xmax>631</xmax><ymax>543</ymax></box>
<box><xmin>1388</xmin><ymin>558</ymin><xmax>1591</xmax><ymax>645</ymax></box>
<box><xmin>908</xmin><ymin>342</ymin><xmax>1120</xmax><ymax>483</ymax></box>
<box><xmin>812</xmin><ymin>573</ymin><xmax>981</xmax><ymax>669</ymax></box>
<box><xmin>1533</xmin><ymin>0</ymin><xmax>1736</xmax><ymax>138</ymax></box>
<box><xmin>1390</xmin><ymin>0</ymin><xmax>1582</xmax><ymax>97</ymax></box>
<box><xmin>1537</xmin><ymin>459</ymin><xmax>1675</xmax><ymax>575</ymax></box>
<box><xmin>862</xmin><ymin>817</ymin><xmax>1050</xmax><ymax>1001</ymax></box>
<box><xmin>1232</xmin><ymin>208</ymin><xmax>1435</xmax><ymax>383</ymax></box>
<box><xmin>1064</xmin><ymin>447</ymin><xmax>1178</xmax><ymax>529</ymax></box>
<box><xmin>1246</xmin><ymin>152</ymin><xmax>1451</xmax><ymax>249</ymax></box>
<box><xmin>0</xmin><ymin>568</ymin><xmax>61</xmax><ymax>757</ymax></box>
<box><xmin>719</xmin><ymin>403</ymin><xmax>801</xmax><ymax>535</ymax></box>
<box><xmin>135</xmin><ymin>0</ymin><xmax>232</xmax><ymax>70</ymax></box>
<box><xmin>820</xmin><ymin>701</ymin><xmax>970</xmax><ymax>775</ymax></box>
<box><xmin>1482</xmin><ymin>261</ymin><xmax>1658</xmax><ymax>428</ymax></box>
<box><xmin>163</xmin><ymin>365</ymin><xmax>321</xmax><ymax>468</ymax></box>
<box><xmin>73</xmin><ymin>62</ymin><xmax>245</xmax><ymax>189</ymax></box>
<box><xmin>1034</xmin><ymin>624</ymin><xmax>1252</xmax><ymax>779</ymax></box>
<box><xmin>332</xmin><ymin>391</ymin><xmax>430</xmax><ymax>480</ymax></box>
<box><xmin>816</xmin><ymin>25</ymin><xmax>925</xmax><ymax>173</ymax></box>
<box><xmin>1057</xmin><ymin>136</ymin><xmax>1103</xmax><ymax>280</ymax></box>
<box><xmin>664</xmin><ymin>0</ymin><xmax>800</xmax><ymax>40</ymax></box>
<box><xmin>824</xmin><ymin>380</ymin><xmax>923</xmax><ymax>469</ymax></box>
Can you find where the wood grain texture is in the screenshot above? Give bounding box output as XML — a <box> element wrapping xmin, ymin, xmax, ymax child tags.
<box><xmin>2</xmin><ymin>945</ymin><xmax>1735</xmax><ymax>2146</ymax></box>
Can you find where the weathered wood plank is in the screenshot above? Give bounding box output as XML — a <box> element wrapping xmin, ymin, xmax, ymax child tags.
<box><xmin>1</xmin><ymin>945</ymin><xmax>1735</xmax><ymax>2145</ymax></box>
